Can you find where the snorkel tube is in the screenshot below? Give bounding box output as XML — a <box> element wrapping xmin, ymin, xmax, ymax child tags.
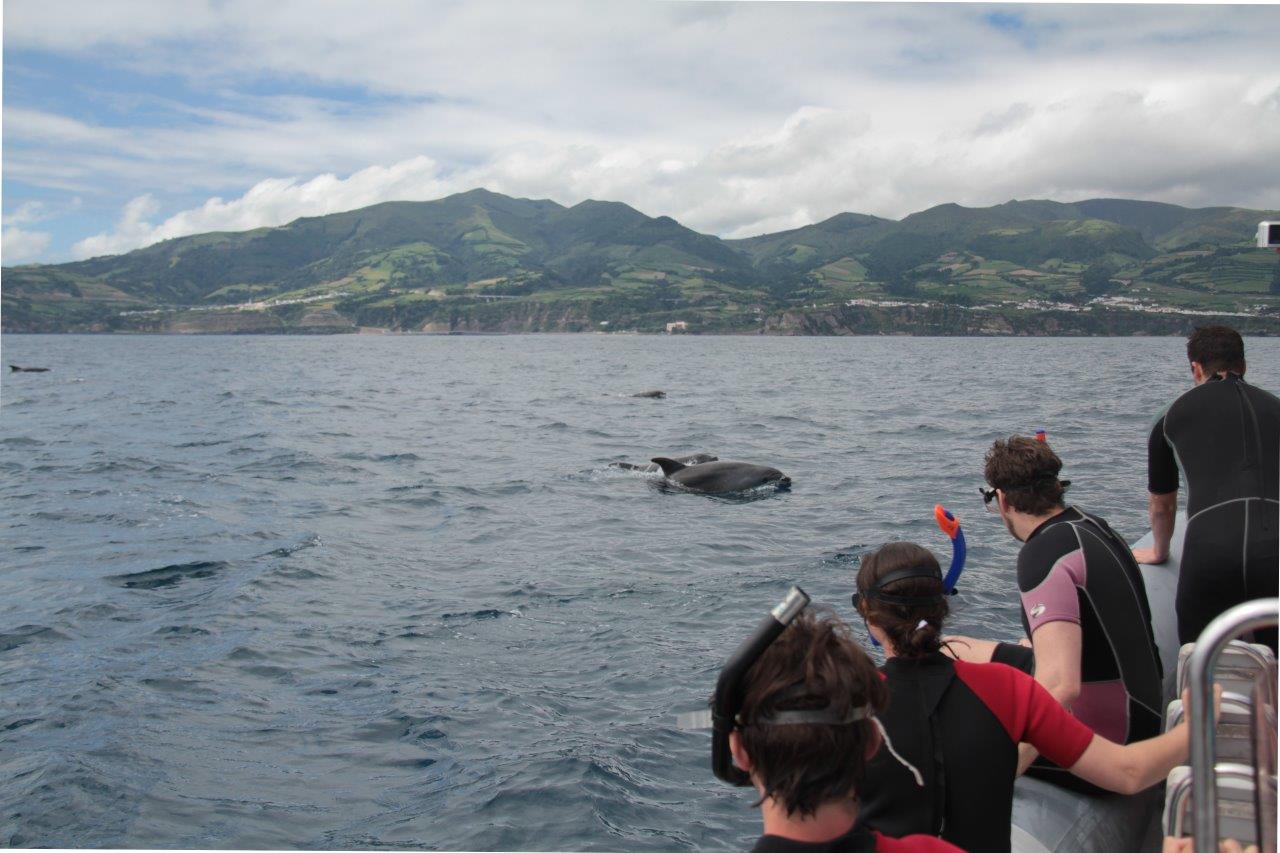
<box><xmin>710</xmin><ymin>586</ymin><xmax>811</xmax><ymax>785</ymax></box>
<box><xmin>933</xmin><ymin>504</ymin><xmax>966</xmax><ymax>595</ymax></box>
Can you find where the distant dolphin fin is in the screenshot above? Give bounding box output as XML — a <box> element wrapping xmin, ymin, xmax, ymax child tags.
<box><xmin>650</xmin><ymin>457</ymin><xmax>686</xmax><ymax>476</ymax></box>
<box><xmin>9</xmin><ymin>365</ymin><xmax>19</xmax><ymax>372</ymax></box>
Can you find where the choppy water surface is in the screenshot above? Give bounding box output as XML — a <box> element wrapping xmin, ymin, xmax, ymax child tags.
<box><xmin>3</xmin><ymin>334</ymin><xmax>1277</xmax><ymax>850</ymax></box>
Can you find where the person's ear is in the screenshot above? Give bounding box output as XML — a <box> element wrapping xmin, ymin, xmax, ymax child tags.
<box><xmin>1190</xmin><ymin>361</ymin><xmax>1207</xmax><ymax>384</ymax></box>
<box><xmin>729</xmin><ymin>730</ymin><xmax>753</xmax><ymax>773</ymax></box>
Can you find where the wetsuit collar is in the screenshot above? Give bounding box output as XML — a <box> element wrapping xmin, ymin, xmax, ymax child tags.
<box><xmin>1024</xmin><ymin>505</ymin><xmax>1079</xmax><ymax>542</ymax></box>
<box><xmin>881</xmin><ymin>650</ymin><xmax>952</xmax><ymax>674</ymax></box>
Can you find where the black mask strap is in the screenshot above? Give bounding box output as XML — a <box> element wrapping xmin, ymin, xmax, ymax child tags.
<box><xmin>855</xmin><ymin>566</ymin><xmax>944</xmax><ymax>607</ymax></box>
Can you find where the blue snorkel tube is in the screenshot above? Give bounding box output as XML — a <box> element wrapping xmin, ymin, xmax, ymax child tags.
<box><xmin>859</xmin><ymin>505</ymin><xmax>966</xmax><ymax>647</ymax></box>
<box><xmin>934</xmin><ymin>503</ymin><xmax>966</xmax><ymax>595</ymax></box>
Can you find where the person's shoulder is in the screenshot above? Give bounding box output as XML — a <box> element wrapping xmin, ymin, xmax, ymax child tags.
<box><xmin>1017</xmin><ymin>517</ymin><xmax>1076</xmax><ymax>574</ymax></box>
<box><xmin>1168</xmin><ymin>378</ymin><xmax>1240</xmax><ymax>418</ymax></box>
<box><xmin>952</xmin><ymin>658</ymin><xmax>1033</xmax><ymax>705</ymax></box>
<box><xmin>1245</xmin><ymin>381</ymin><xmax>1280</xmax><ymax>412</ymax></box>
<box><xmin>874</xmin><ymin>830</ymin><xmax>964</xmax><ymax>851</ymax></box>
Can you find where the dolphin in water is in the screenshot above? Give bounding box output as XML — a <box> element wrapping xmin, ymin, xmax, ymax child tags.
<box><xmin>610</xmin><ymin>452</ymin><xmax>716</xmax><ymax>473</ymax></box>
<box><xmin>9</xmin><ymin>365</ymin><xmax>50</xmax><ymax>372</ymax></box>
<box><xmin>632</xmin><ymin>390</ymin><xmax>666</xmax><ymax>399</ymax></box>
<box><xmin>651</xmin><ymin>457</ymin><xmax>790</xmax><ymax>494</ymax></box>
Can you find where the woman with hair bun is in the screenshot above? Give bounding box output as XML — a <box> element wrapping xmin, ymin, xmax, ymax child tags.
<box><xmin>851</xmin><ymin>541</ymin><xmax>1208</xmax><ymax>853</ymax></box>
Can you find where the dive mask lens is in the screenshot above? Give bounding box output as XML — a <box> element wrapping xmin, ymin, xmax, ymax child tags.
<box><xmin>980</xmin><ymin>485</ymin><xmax>999</xmax><ymax>513</ymax></box>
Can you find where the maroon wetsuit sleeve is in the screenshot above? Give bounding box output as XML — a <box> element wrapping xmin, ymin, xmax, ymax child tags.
<box><xmin>952</xmin><ymin>660</ymin><xmax>1095</xmax><ymax>768</ymax></box>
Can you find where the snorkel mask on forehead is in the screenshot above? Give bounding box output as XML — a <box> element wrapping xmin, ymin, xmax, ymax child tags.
<box><xmin>675</xmin><ymin>587</ymin><xmax>924</xmax><ymax>788</ymax></box>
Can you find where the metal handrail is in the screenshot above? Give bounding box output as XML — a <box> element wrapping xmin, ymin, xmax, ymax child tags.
<box><xmin>1187</xmin><ymin>598</ymin><xmax>1280</xmax><ymax>852</ymax></box>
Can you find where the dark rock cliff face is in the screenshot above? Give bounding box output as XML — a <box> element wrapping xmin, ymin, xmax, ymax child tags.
<box><xmin>19</xmin><ymin>295</ymin><xmax>1278</xmax><ymax>337</ymax></box>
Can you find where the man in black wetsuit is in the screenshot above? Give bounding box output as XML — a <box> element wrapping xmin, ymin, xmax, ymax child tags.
<box><xmin>1132</xmin><ymin>325</ymin><xmax>1279</xmax><ymax>650</ymax></box>
<box><xmin>950</xmin><ymin>436</ymin><xmax>1164</xmax><ymax>789</ymax></box>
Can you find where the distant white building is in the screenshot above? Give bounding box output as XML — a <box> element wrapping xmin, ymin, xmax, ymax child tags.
<box><xmin>666</xmin><ymin>321</ymin><xmax>688</xmax><ymax>333</ymax></box>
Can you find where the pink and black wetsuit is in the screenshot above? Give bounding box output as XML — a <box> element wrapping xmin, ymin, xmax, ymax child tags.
<box><xmin>859</xmin><ymin>654</ymin><xmax>1096</xmax><ymax>853</ymax></box>
<box><xmin>1004</xmin><ymin>506</ymin><xmax>1164</xmax><ymax>790</ymax></box>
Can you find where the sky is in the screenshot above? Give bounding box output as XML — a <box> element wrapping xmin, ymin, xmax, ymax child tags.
<box><xmin>2</xmin><ymin>1</ymin><xmax>1279</xmax><ymax>265</ymax></box>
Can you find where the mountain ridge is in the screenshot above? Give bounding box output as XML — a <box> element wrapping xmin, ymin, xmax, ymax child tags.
<box><xmin>4</xmin><ymin>189</ymin><xmax>1278</xmax><ymax>335</ymax></box>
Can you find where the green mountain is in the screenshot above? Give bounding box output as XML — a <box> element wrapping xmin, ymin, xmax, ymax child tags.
<box><xmin>4</xmin><ymin>190</ymin><xmax>1278</xmax><ymax>335</ymax></box>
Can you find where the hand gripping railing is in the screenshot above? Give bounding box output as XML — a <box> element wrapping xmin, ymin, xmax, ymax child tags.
<box><xmin>1187</xmin><ymin>598</ymin><xmax>1279</xmax><ymax>852</ymax></box>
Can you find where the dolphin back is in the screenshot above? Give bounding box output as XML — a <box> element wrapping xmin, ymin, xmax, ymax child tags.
<box><xmin>663</xmin><ymin>460</ymin><xmax>788</xmax><ymax>494</ymax></box>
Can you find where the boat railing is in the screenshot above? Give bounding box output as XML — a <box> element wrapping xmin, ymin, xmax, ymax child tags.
<box><xmin>1186</xmin><ymin>597</ymin><xmax>1279</xmax><ymax>852</ymax></box>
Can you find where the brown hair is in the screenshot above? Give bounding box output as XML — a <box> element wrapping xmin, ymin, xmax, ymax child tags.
<box><xmin>738</xmin><ymin>607</ymin><xmax>887</xmax><ymax>817</ymax></box>
<box><xmin>984</xmin><ymin>435</ymin><xmax>1068</xmax><ymax>515</ymax></box>
<box><xmin>1187</xmin><ymin>325</ymin><xmax>1245</xmax><ymax>375</ymax></box>
<box><xmin>855</xmin><ymin>542</ymin><xmax>948</xmax><ymax>657</ymax></box>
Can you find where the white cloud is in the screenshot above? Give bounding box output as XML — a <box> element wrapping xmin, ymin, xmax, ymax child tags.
<box><xmin>70</xmin><ymin>71</ymin><xmax>1280</xmax><ymax>258</ymax></box>
<box><xmin>2</xmin><ymin>227</ymin><xmax>54</xmax><ymax>264</ymax></box>
<box><xmin>69</xmin><ymin>159</ymin><xmax>450</xmax><ymax>258</ymax></box>
<box><xmin>6</xmin><ymin>2</ymin><xmax>1280</xmax><ymax>260</ymax></box>
<box><xmin>71</xmin><ymin>195</ymin><xmax>161</xmax><ymax>259</ymax></box>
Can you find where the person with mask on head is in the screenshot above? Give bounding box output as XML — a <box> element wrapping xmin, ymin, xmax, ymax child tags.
<box><xmin>688</xmin><ymin>596</ymin><xmax>962</xmax><ymax>852</ymax></box>
<box><xmin>854</xmin><ymin>541</ymin><xmax>1211</xmax><ymax>853</ymax></box>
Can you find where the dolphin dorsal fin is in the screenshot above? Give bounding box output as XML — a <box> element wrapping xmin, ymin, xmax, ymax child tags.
<box><xmin>651</xmin><ymin>457</ymin><xmax>686</xmax><ymax>476</ymax></box>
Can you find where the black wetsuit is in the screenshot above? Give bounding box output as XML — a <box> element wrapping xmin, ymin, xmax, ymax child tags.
<box><xmin>750</xmin><ymin>823</ymin><xmax>962</xmax><ymax>852</ymax></box>
<box><xmin>858</xmin><ymin>653</ymin><xmax>1094</xmax><ymax>853</ymax></box>
<box><xmin>1149</xmin><ymin>373</ymin><xmax>1280</xmax><ymax>649</ymax></box>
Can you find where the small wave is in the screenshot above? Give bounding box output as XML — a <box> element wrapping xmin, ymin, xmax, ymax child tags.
<box><xmin>54</xmin><ymin>602</ymin><xmax>127</xmax><ymax>621</ymax></box>
<box><xmin>539</xmin><ymin>421</ymin><xmax>570</xmax><ymax>431</ymax></box>
<box><xmin>107</xmin><ymin>560</ymin><xmax>229</xmax><ymax>590</ymax></box>
<box><xmin>338</xmin><ymin>452</ymin><xmax>421</xmax><ymax>463</ymax></box>
<box><xmin>441</xmin><ymin>608</ymin><xmax>517</xmax><ymax>622</ymax></box>
<box><xmin>3</xmin><ymin>717</ymin><xmax>40</xmax><ymax>732</ymax></box>
<box><xmin>152</xmin><ymin>625</ymin><xmax>212</xmax><ymax>637</ymax></box>
<box><xmin>13</xmin><ymin>545</ymin><xmax>45</xmax><ymax>553</ymax></box>
<box><xmin>141</xmin><ymin>676</ymin><xmax>215</xmax><ymax>696</ymax></box>
<box><xmin>0</xmin><ymin>625</ymin><xmax>70</xmax><ymax>653</ymax></box>
<box><xmin>0</xmin><ymin>436</ymin><xmax>44</xmax><ymax>447</ymax></box>
<box><xmin>260</xmin><ymin>534</ymin><xmax>320</xmax><ymax>559</ymax></box>
<box><xmin>234</xmin><ymin>452</ymin><xmax>323</xmax><ymax>473</ymax></box>
<box><xmin>175</xmin><ymin>437</ymin><xmax>232</xmax><ymax>448</ymax></box>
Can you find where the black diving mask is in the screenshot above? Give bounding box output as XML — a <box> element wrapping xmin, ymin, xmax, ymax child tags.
<box><xmin>673</xmin><ymin>586</ymin><xmax>811</xmax><ymax>785</ymax></box>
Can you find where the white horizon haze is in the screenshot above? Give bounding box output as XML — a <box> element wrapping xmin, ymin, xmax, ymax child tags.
<box><xmin>3</xmin><ymin>1</ymin><xmax>1279</xmax><ymax>264</ymax></box>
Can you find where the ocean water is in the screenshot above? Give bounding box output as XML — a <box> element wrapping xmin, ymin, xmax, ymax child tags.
<box><xmin>3</xmin><ymin>333</ymin><xmax>1278</xmax><ymax>851</ymax></box>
